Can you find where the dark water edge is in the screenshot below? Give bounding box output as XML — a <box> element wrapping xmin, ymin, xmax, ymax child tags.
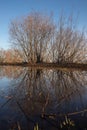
<box><xmin>0</xmin><ymin>62</ymin><xmax>87</xmax><ymax>70</ymax></box>
<box><xmin>0</xmin><ymin>66</ymin><xmax>87</xmax><ymax>130</ymax></box>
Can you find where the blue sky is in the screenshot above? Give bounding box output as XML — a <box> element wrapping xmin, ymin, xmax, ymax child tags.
<box><xmin>0</xmin><ymin>0</ymin><xmax>87</xmax><ymax>49</ymax></box>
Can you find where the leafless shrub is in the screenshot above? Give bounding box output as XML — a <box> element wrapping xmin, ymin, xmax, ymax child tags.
<box><xmin>51</xmin><ymin>14</ymin><xmax>87</xmax><ymax>63</ymax></box>
<box><xmin>9</xmin><ymin>12</ymin><xmax>55</xmax><ymax>63</ymax></box>
<box><xmin>9</xmin><ymin>12</ymin><xmax>87</xmax><ymax>64</ymax></box>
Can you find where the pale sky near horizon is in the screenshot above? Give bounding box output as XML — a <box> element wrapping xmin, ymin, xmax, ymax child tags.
<box><xmin>0</xmin><ymin>0</ymin><xmax>87</xmax><ymax>49</ymax></box>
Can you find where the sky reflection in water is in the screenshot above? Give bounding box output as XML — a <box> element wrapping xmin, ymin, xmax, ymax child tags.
<box><xmin>0</xmin><ymin>66</ymin><xmax>87</xmax><ymax>129</ymax></box>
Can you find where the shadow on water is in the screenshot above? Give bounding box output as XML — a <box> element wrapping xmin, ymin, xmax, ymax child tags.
<box><xmin>0</xmin><ymin>66</ymin><xmax>87</xmax><ymax>129</ymax></box>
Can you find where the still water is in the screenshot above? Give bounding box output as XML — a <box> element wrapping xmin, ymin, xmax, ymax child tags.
<box><xmin>0</xmin><ymin>66</ymin><xmax>87</xmax><ymax>130</ymax></box>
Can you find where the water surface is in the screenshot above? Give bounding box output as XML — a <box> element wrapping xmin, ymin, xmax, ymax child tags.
<box><xmin>0</xmin><ymin>66</ymin><xmax>87</xmax><ymax>130</ymax></box>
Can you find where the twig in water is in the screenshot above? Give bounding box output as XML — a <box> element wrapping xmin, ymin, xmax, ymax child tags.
<box><xmin>0</xmin><ymin>98</ymin><xmax>12</xmax><ymax>109</ymax></box>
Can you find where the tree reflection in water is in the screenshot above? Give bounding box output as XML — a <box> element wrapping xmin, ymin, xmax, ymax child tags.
<box><xmin>0</xmin><ymin>66</ymin><xmax>87</xmax><ymax>129</ymax></box>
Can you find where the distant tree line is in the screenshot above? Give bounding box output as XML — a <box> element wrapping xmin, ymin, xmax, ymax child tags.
<box><xmin>0</xmin><ymin>48</ymin><xmax>22</xmax><ymax>63</ymax></box>
<box><xmin>0</xmin><ymin>12</ymin><xmax>87</xmax><ymax>64</ymax></box>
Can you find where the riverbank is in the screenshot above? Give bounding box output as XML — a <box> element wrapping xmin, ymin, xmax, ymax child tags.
<box><xmin>0</xmin><ymin>62</ymin><xmax>87</xmax><ymax>70</ymax></box>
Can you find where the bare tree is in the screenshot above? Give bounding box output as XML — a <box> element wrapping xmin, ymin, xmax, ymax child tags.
<box><xmin>9</xmin><ymin>12</ymin><xmax>87</xmax><ymax>64</ymax></box>
<box><xmin>0</xmin><ymin>48</ymin><xmax>5</xmax><ymax>63</ymax></box>
<box><xmin>51</xmin><ymin>15</ymin><xmax>87</xmax><ymax>63</ymax></box>
<box><xmin>9</xmin><ymin>12</ymin><xmax>55</xmax><ymax>63</ymax></box>
<box><xmin>4</xmin><ymin>49</ymin><xmax>23</xmax><ymax>63</ymax></box>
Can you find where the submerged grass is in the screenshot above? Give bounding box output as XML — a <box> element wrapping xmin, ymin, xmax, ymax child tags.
<box><xmin>34</xmin><ymin>123</ymin><xmax>39</xmax><ymax>130</ymax></box>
